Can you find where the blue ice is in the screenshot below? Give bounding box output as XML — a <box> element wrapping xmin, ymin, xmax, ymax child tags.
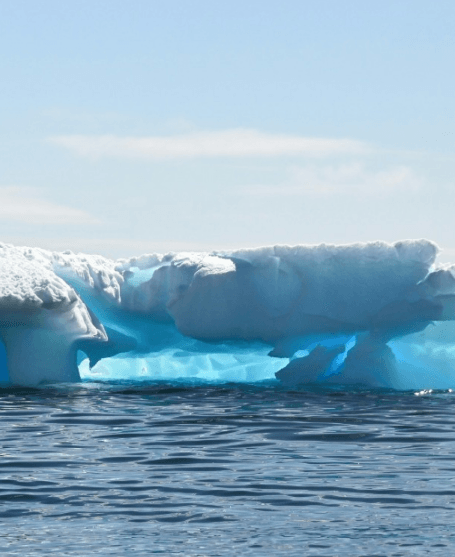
<box><xmin>2</xmin><ymin>238</ymin><xmax>455</xmax><ymax>389</ymax></box>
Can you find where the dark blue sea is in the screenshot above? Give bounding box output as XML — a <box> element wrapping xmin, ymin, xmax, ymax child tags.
<box><xmin>1</xmin><ymin>380</ymin><xmax>455</xmax><ymax>556</ymax></box>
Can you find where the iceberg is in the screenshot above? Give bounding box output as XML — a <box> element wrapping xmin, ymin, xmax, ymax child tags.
<box><xmin>1</xmin><ymin>239</ymin><xmax>455</xmax><ymax>389</ymax></box>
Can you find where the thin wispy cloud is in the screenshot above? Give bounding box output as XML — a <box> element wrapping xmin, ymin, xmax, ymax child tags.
<box><xmin>48</xmin><ymin>129</ymin><xmax>371</xmax><ymax>160</ymax></box>
<box><xmin>241</xmin><ymin>163</ymin><xmax>423</xmax><ymax>197</ymax></box>
<box><xmin>0</xmin><ymin>186</ymin><xmax>100</xmax><ymax>225</ymax></box>
<box><xmin>42</xmin><ymin>107</ymin><xmax>127</xmax><ymax>125</ymax></box>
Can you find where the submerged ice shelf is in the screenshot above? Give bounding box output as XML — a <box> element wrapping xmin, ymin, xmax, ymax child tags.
<box><xmin>1</xmin><ymin>239</ymin><xmax>455</xmax><ymax>389</ymax></box>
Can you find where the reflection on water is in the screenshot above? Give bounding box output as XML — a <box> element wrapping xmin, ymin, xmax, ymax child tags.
<box><xmin>0</xmin><ymin>380</ymin><xmax>454</xmax><ymax>555</ymax></box>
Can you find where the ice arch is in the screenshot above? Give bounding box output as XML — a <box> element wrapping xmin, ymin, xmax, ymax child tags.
<box><xmin>2</xmin><ymin>238</ymin><xmax>455</xmax><ymax>389</ymax></box>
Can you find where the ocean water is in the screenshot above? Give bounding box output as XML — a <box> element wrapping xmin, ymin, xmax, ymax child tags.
<box><xmin>1</xmin><ymin>380</ymin><xmax>455</xmax><ymax>556</ymax></box>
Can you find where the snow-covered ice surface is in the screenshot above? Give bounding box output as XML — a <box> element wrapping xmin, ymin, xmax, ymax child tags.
<box><xmin>2</xmin><ymin>239</ymin><xmax>455</xmax><ymax>389</ymax></box>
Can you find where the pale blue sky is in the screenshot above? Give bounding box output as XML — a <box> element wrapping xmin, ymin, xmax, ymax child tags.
<box><xmin>1</xmin><ymin>0</ymin><xmax>454</xmax><ymax>258</ymax></box>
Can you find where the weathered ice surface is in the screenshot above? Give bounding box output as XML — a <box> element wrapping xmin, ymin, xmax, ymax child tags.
<box><xmin>1</xmin><ymin>239</ymin><xmax>455</xmax><ymax>388</ymax></box>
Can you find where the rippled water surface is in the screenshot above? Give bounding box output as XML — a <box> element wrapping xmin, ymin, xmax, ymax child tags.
<box><xmin>1</xmin><ymin>381</ymin><xmax>455</xmax><ymax>555</ymax></box>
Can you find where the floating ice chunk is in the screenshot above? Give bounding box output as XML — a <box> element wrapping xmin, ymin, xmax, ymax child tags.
<box><xmin>3</xmin><ymin>238</ymin><xmax>455</xmax><ymax>389</ymax></box>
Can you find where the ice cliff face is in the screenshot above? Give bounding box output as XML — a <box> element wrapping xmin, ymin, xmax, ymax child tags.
<box><xmin>1</xmin><ymin>239</ymin><xmax>455</xmax><ymax>389</ymax></box>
